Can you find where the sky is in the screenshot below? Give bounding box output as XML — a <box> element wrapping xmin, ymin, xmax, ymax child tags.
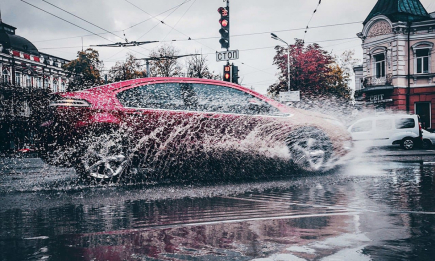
<box><xmin>2</xmin><ymin>0</ymin><xmax>435</xmax><ymax>94</ymax></box>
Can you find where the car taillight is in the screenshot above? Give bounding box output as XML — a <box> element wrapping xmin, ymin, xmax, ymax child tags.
<box><xmin>49</xmin><ymin>99</ymin><xmax>91</xmax><ymax>107</ymax></box>
<box><xmin>419</xmin><ymin>122</ymin><xmax>423</xmax><ymax>140</ymax></box>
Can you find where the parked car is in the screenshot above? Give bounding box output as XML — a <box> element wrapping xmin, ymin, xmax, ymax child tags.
<box><xmin>422</xmin><ymin>129</ymin><xmax>435</xmax><ymax>149</ymax></box>
<box><xmin>348</xmin><ymin>114</ymin><xmax>422</xmax><ymax>150</ymax></box>
<box><xmin>39</xmin><ymin>77</ymin><xmax>352</xmax><ymax>181</ymax></box>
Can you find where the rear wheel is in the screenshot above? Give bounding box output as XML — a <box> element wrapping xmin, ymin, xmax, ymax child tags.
<box><xmin>401</xmin><ymin>137</ymin><xmax>415</xmax><ymax>150</ymax></box>
<box><xmin>422</xmin><ymin>139</ymin><xmax>432</xmax><ymax>150</ymax></box>
<box><xmin>286</xmin><ymin>127</ymin><xmax>333</xmax><ymax>172</ymax></box>
<box><xmin>75</xmin><ymin>132</ymin><xmax>131</xmax><ymax>182</ymax></box>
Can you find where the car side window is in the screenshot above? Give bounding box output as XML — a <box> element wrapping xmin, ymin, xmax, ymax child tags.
<box><xmin>395</xmin><ymin>118</ymin><xmax>415</xmax><ymax>129</ymax></box>
<box><xmin>117</xmin><ymin>83</ymin><xmax>184</xmax><ymax>110</ymax></box>
<box><xmin>351</xmin><ymin>120</ymin><xmax>373</xmax><ymax>133</ymax></box>
<box><xmin>376</xmin><ymin>119</ymin><xmax>392</xmax><ymax>130</ymax></box>
<box><xmin>191</xmin><ymin>84</ymin><xmax>278</xmax><ymax>115</ymax></box>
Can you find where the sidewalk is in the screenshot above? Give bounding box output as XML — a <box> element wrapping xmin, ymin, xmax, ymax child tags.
<box><xmin>362</xmin><ymin>148</ymin><xmax>435</xmax><ymax>162</ymax></box>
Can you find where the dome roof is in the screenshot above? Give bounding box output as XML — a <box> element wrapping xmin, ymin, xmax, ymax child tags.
<box><xmin>0</xmin><ymin>23</ymin><xmax>39</xmax><ymax>56</ymax></box>
<box><xmin>364</xmin><ymin>0</ymin><xmax>431</xmax><ymax>25</ymax></box>
<box><xmin>8</xmin><ymin>34</ymin><xmax>39</xmax><ymax>56</ymax></box>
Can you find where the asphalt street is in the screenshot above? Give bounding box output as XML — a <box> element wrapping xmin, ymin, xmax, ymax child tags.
<box><xmin>1</xmin><ymin>149</ymin><xmax>435</xmax><ymax>261</ymax></box>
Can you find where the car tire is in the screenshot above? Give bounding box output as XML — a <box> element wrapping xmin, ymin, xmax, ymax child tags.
<box><xmin>422</xmin><ymin>139</ymin><xmax>432</xmax><ymax>150</ymax></box>
<box><xmin>75</xmin><ymin>131</ymin><xmax>131</xmax><ymax>183</ymax></box>
<box><xmin>401</xmin><ymin>137</ymin><xmax>415</xmax><ymax>150</ymax></box>
<box><xmin>286</xmin><ymin>127</ymin><xmax>333</xmax><ymax>173</ymax></box>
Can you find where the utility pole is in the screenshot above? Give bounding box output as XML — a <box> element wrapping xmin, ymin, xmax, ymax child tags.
<box><xmin>271</xmin><ymin>33</ymin><xmax>291</xmax><ymax>92</ymax></box>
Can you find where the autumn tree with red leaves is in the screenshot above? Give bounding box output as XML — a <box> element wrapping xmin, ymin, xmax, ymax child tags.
<box><xmin>268</xmin><ymin>39</ymin><xmax>351</xmax><ymax>100</ymax></box>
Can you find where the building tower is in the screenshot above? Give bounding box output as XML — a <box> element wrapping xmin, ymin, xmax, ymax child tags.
<box><xmin>356</xmin><ymin>0</ymin><xmax>435</xmax><ymax>129</ymax></box>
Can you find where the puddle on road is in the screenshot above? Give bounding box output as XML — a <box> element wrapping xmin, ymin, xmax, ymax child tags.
<box><xmin>1</xmin><ymin>158</ymin><xmax>435</xmax><ymax>260</ymax></box>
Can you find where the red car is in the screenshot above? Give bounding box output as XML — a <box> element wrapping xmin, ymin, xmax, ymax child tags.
<box><xmin>40</xmin><ymin>77</ymin><xmax>352</xmax><ymax>181</ymax></box>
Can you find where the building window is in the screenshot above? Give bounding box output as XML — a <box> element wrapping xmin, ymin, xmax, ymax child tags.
<box><xmin>15</xmin><ymin>72</ymin><xmax>22</xmax><ymax>87</ymax></box>
<box><xmin>44</xmin><ymin>78</ymin><xmax>50</xmax><ymax>89</ymax></box>
<box><xmin>61</xmin><ymin>81</ymin><xmax>66</xmax><ymax>92</ymax></box>
<box><xmin>2</xmin><ymin>69</ymin><xmax>10</xmax><ymax>84</ymax></box>
<box><xmin>26</xmin><ymin>75</ymin><xmax>32</xmax><ymax>87</ymax></box>
<box><xmin>374</xmin><ymin>53</ymin><xmax>385</xmax><ymax>78</ymax></box>
<box><xmin>416</xmin><ymin>49</ymin><xmax>430</xmax><ymax>74</ymax></box>
<box><xmin>53</xmin><ymin>80</ymin><xmax>58</xmax><ymax>92</ymax></box>
<box><xmin>36</xmin><ymin>77</ymin><xmax>42</xmax><ymax>88</ymax></box>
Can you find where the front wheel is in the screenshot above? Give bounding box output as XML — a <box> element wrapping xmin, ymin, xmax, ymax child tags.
<box><xmin>286</xmin><ymin>127</ymin><xmax>333</xmax><ymax>173</ymax></box>
<box><xmin>75</xmin><ymin>132</ymin><xmax>131</xmax><ymax>182</ymax></box>
<box><xmin>401</xmin><ymin>137</ymin><xmax>415</xmax><ymax>150</ymax></box>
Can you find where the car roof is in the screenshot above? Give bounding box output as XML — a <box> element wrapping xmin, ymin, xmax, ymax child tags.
<box><xmin>91</xmin><ymin>77</ymin><xmax>281</xmax><ymax>101</ymax></box>
<box><xmin>87</xmin><ymin>77</ymin><xmax>250</xmax><ymax>93</ymax></box>
<box><xmin>64</xmin><ymin>77</ymin><xmax>292</xmax><ymax>113</ymax></box>
<box><xmin>355</xmin><ymin>114</ymin><xmax>418</xmax><ymax>121</ymax></box>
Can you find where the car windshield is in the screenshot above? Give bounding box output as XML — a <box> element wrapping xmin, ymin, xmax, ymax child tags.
<box><xmin>117</xmin><ymin>82</ymin><xmax>288</xmax><ymax>117</ymax></box>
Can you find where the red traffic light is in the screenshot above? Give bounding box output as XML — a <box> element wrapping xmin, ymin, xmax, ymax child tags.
<box><xmin>223</xmin><ymin>65</ymin><xmax>232</xmax><ymax>82</ymax></box>
<box><xmin>220</xmin><ymin>19</ymin><xmax>229</xmax><ymax>27</ymax></box>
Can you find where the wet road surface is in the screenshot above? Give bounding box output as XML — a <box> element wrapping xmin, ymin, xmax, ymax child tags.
<box><xmin>1</xmin><ymin>155</ymin><xmax>435</xmax><ymax>260</ymax></box>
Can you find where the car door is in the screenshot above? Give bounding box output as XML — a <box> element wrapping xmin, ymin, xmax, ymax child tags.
<box><xmin>116</xmin><ymin>82</ymin><xmax>192</xmax><ymax>154</ymax></box>
<box><xmin>188</xmin><ymin>83</ymin><xmax>278</xmax><ymax>146</ymax></box>
<box><xmin>374</xmin><ymin>118</ymin><xmax>394</xmax><ymax>146</ymax></box>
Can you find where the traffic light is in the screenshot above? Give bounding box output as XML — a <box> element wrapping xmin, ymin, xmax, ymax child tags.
<box><xmin>223</xmin><ymin>64</ymin><xmax>232</xmax><ymax>82</ymax></box>
<box><xmin>232</xmin><ymin>65</ymin><xmax>239</xmax><ymax>84</ymax></box>
<box><xmin>218</xmin><ymin>7</ymin><xmax>230</xmax><ymax>49</ymax></box>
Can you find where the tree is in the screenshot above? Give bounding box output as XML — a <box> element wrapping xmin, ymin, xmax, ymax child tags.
<box><xmin>325</xmin><ymin>63</ymin><xmax>351</xmax><ymax>99</ymax></box>
<box><xmin>335</xmin><ymin>50</ymin><xmax>360</xmax><ymax>82</ymax></box>
<box><xmin>186</xmin><ymin>53</ymin><xmax>219</xmax><ymax>79</ymax></box>
<box><xmin>268</xmin><ymin>39</ymin><xmax>351</xmax><ymax>99</ymax></box>
<box><xmin>63</xmin><ymin>48</ymin><xmax>103</xmax><ymax>91</ymax></box>
<box><xmin>108</xmin><ymin>54</ymin><xmax>146</xmax><ymax>82</ymax></box>
<box><xmin>149</xmin><ymin>45</ymin><xmax>183</xmax><ymax>77</ymax></box>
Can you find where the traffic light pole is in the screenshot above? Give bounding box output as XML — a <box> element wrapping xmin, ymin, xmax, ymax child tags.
<box><xmin>226</xmin><ymin>0</ymin><xmax>229</xmax><ymax>51</ymax></box>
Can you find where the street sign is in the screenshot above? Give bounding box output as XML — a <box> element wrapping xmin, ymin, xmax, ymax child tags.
<box><xmin>216</xmin><ymin>50</ymin><xmax>239</xmax><ymax>62</ymax></box>
<box><xmin>280</xmin><ymin>91</ymin><xmax>300</xmax><ymax>102</ymax></box>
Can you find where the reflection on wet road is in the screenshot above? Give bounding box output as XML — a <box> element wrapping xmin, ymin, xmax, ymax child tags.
<box><xmin>1</xmin><ymin>157</ymin><xmax>435</xmax><ymax>260</ymax></box>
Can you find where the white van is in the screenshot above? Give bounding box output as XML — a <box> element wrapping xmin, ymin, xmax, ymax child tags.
<box><xmin>348</xmin><ymin>114</ymin><xmax>422</xmax><ymax>150</ymax></box>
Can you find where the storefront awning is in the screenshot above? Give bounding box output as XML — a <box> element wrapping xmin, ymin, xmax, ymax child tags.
<box><xmin>361</xmin><ymin>86</ymin><xmax>394</xmax><ymax>92</ymax></box>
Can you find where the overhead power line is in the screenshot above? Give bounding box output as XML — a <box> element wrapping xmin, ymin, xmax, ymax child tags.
<box><xmin>125</xmin><ymin>0</ymin><xmax>191</xmax><ymax>41</ymax></box>
<box><xmin>21</xmin><ymin>0</ymin><xmax>113</xmax><ymax>43</ymax></box>
<box><xmin>161</xmin><ymin>0</ymin><xmax>198</xmax><ymax>41</ymax></box>
<box><xmin>123</xmin><ymin>0</ymin><xmax>194</xmax><ymax>31</ymax></box>
<box><xmin>40</xmin><ymin>0</ymin><xmax>158</xmax><ymax>52</ymax></box>
<box><xmin>41</xmin><ymin>0</ymin><xmax>126</xmax><ymax>42</ymax></box>
<box><xmin>32</xmin><ymin>20</ymin><xmax>362</xmax><ymax>44</ymax></box>
<box><xmin>124</xmin><ymin>0</ymin><xmax>215</xmax><ymax>51</ymax></box>
<box><xmin>304</xmin><ymin>0</ymin><xmax>322</xmax><ymax>41</ymax></box>
<box><xmin>20</xmin><ymin>0</ymin><xmax>148</xmax><ymax>57</ymax></box>
<box><xmin>38</xmin><ymin>36</ymin><xmax>359</xmax><ymax>52</ymax></box>
<box><xmin>32</xmin><ymin>0</ymin><xmax>195</xmax><ymax>43</ymax></box>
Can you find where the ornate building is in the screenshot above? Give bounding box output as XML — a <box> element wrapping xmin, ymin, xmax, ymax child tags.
<box><xmin>355</xmin><ymin>0</ymin><xmax>435</xmax><ymax>130</ymax></box>
<box><xmin>0</xmin><ymin>18</ymin><xmax>70</xmax><ymax>152</ymax></box>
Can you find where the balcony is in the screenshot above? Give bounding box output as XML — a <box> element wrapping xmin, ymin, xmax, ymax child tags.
<box><xmin>363</xmin><ymin>73</ymin><xmax>393</xmax><ymax>87</ymax></box>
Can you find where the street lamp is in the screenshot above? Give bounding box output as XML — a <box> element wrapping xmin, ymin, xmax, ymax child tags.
<box><xmin>271</xmin><ymin>33</ymin><xmax>290</xmax><ymax>92</ymax></box>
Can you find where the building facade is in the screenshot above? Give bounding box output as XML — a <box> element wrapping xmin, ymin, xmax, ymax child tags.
<box><xmin>0</xmin><ymin>18</ymin><xmax>70</xmax><ymax>152</ymax></box>
<box><xmin>355</xmin><ymin>0</ymin><xmax>435</xmax><ymax>130</ymax></box>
